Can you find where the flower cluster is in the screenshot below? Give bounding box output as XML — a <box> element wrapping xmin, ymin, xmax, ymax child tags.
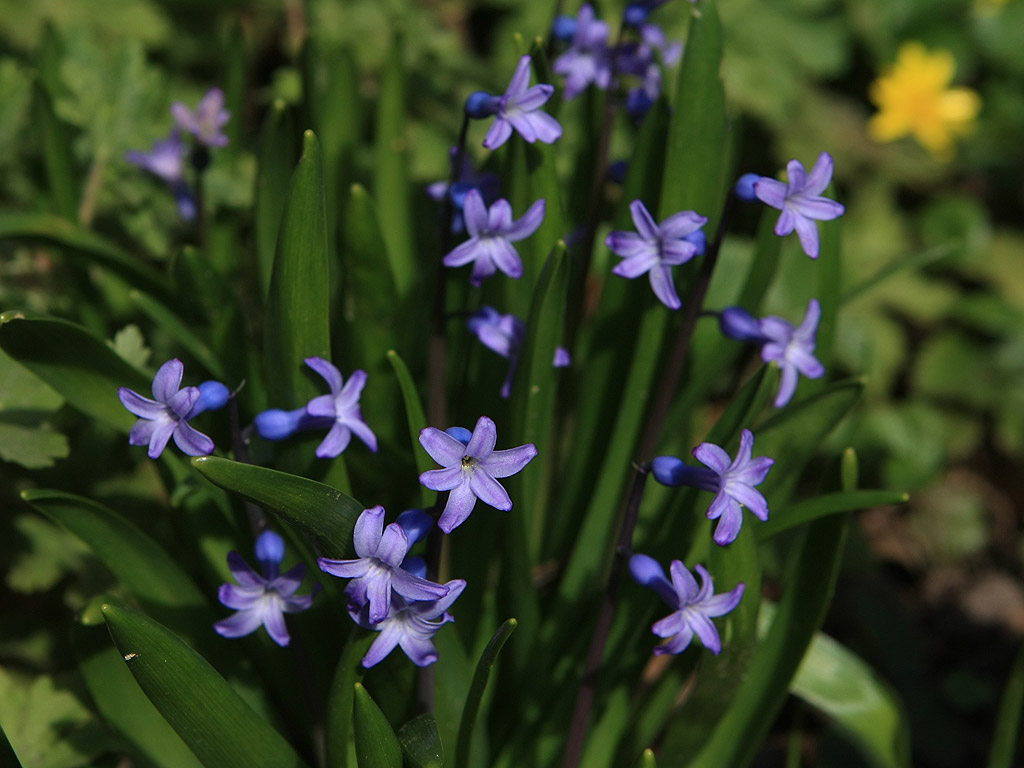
<box><xmin>127</xmin><ymin>88</ymin><xmax>231</xmax><ymax>220</ymax></box>
<box><xmin>718</xmin><ymin>299</ymin><xmax>825</xmax><ymax>407</ymax></box>
<box><xmin>119</xmin><ymin>358</ymin><xmax>228</xmax><ymax>459</ymax></box>
<box><xmin>214</xmin><ymin>530</ymin><xmax>317</xmax><ymax>647</ymax></box>
<box><xmin>253</xmin><ymin>356</ymin><xmax>376</xmax><ymax>459</ymax></box>
<box><xmin>551</xmin><ymin>3</ymin><xmax>682</xmax><ymax>117</ymax></box>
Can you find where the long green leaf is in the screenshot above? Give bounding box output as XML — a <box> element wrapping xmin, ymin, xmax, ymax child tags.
<box><xmin>101</xmin><ymin>602</ymin><xmax>306</xmax><ymax>768</ymax></box>
<box><xmin>0</xmin><ymin>311</ymin><xmax>149</xmax><ymax>431</ymax></box>
<box><xmin>387</xmin><ymin>349</ymin><xmax>434</xmax><ymax>508</ymax></box>
<box><xmin>757</xmin><ymin>489</ymin><xmax>909</xmax><ymax>540</ymax></box>
<box><xmin>32</xmin><ymin>80</ymin><xmax>78</xmax><ymax>219</ymax></box>
<box><xmin>72</xmin><ymin>624</ymin><xmax>203</xmax><ymax>768</ymax></box>
<box><xmin>326</xmin><ymin>629</ymin><xmax>374</xmax><ymax>768</ymax></box>
<box><xmin>0</xmin><ymin>212</ymin><xmax>168</xmax><ymax>296</ymax></box>
<box><xmin>264</xmin><ymin>129</ymin><xmax>332</xmax><ymax>408</ymax></box>
<box><xmin>353</xmin><ymin>683</ymin><xmax>403</xmax><ymax>768</ymax></box>
<box><xmin>399</xmin><ymin>714</ymin><xmax>444</xmax><ymax>768</ymax></box>
<box><xmin>659</xmin><ymin>0</ymin><xmax>727</xmax><ymax>227</ymax></box>
<box><xmin>373</xmin><ymin>42</ymin><xmax>416</xmax><ymax>300</ymax></box>
<box><xmin>456</xmin><ymin>619</ymin><xmax>517</xmax><ymax>768</ymax></box>
<box><xmin>191</xmin><ymin>456</ymin><xmax>362</xmax><ymax>557</ymax></box>
<box><xmin>987</xmin><ymin>642</ymin><xmax>1024</xmax><ymax>768</ymax></box>
<box><xmin>254</xmin><ymin>100</ymin><xmax>297</xmax><ymax>301</ymax></box>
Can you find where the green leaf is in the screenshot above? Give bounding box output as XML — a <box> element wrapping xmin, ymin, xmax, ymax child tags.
<box><xmin>988</xmin><ymin>642</ymin><xmax>1024</xmax><ymax>768</ymax></box>
<box><xmin>456</xmin><ymin>619</ymin><xmax>517</xmax><ymax>768</ymax></box>
<box><xmin>0</xmin><ymin>311</ymin><xmax>149</xmax><ymax>431</ymax></box>
<box><xmin>0</xmin><ymin>418</ymin><xmax>68</xmax><ymax>469</ymax></box>
<box><xmin>72</xmin><ymin>624</ymin><xmax>203</xmax><ymax>768</ymax></box>
<box><xmin>326</xmin><ymin>629</ymin><xmax>374</xmax><ymax>768</ymax></box>
<box><xmin>688</xmin><ymin>515</ymin><xmax>848</xmax><ymax>768</ymax></box>
<box><xmin>510</xmin><ymin>241</ymin><xmax>568</xmax><ymax>552</ymax></box>
<box><xmin>264</xmin><ymin>129</ymin><xmax>332</xmax><ymax>408</ymax></box>
<box><xmin>191</xmin><ymin>456</ymin><xmax>362</xmax><ymax>557</ymax></box>
<box><xmin>779</xmin><ymin>616</ymin><xmax>911</xmax><ymax>768</ymax></box>
<box><xmin>757</xmin><ymin>489</ymin><xmax>908</xmax><ymax>540</ymax></box>
<box><xmin>0</xmin><ymin>212</ymin><xmax>169</xmax><ymax>297</ymax></box>
<box><xmin>101</xmin><ymin>602</ymin><xmax>306</xmax><ymax>768</ymax></box>
<box><xmin>32</xmin><ymin>80</ymin><xmax>78</xmax><ymax>219</ymax></box>
<box><xmin>254</xmin><ymin>100</ymin><xmax>297</xmax><ymax>301</ymax></box>
<box><xmin>399</xmin><ymin>714</ymin><xmax>444</xmax><ymax>768</ymax></box>
<box><xmin>660</xmin><ymin>0</ymin><xmax>727</xmax><ymax>228</ymax></box>
<box><xmin>21</xmin><ymin>490</ymin><xmax>211</xmax><ymax>635</ymax></box>
<box><xmin>353</xmin><ymin>683</ymin><xmax>403</xmax><ymax>768</ymax></box>
<box><xmin>373</xmin><ymin>42</ymin><xmax>416</xmax><ymax>300</ymax></box>
<box><xmin>0</xmin><ymin>666</ymin><xmax>109</xmax><ymax>768</ymax></box>
<box><xmin>387</xmin><ymin>349</ymin><xmax>434</xmax><ymax>508</ymax></box>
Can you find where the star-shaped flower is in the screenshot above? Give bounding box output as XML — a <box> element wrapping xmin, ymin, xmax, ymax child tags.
<box><xmin>214</xmin><ymin>531</ymin><xmax>316</xmax><ymax>647</ymax></box>
<box><xmin>171</xmin><ymin>87</ymin><xmax>231</xmax><ymax>148</ymax></box>
<box><xmin>125</xmin><ymin>131</ymin><xmax>197</xmax><ymax>220</ymax></box>
<box><xmin>629</xmin><ymin>554</ymin><xmax>745</xmax><ymax>655</ymax></box>
<box><xmin>759</xmin><ymin>299</ymin><xmax>825</xmax><ymax>408</ymax></box>
<box><xmin>443</xmin><ymin>190</ymin><xmax>545</xmax><ymax>286</ymax></box>
<box><xmin>753</xmin><ymin>152</ymin><xmax>845</xmax><ymax>259</ymax></box>
<box><xmin>553</xmin><ymin>4</ymin><xmax>613</xmax><ymax>100</ymax></box>
<box><xmin>354</xmin><ymin>579</ymin><xmax>467</xmax><ymax>668</ymax></box>
<box><xmin>318</xmin><ymin>506</ymin><xmax>449</xmax><ymax>624</ymax></box>
<box><xmin>468</xmin><ymin>55</ymin><xmax>562</xmax><ymax>150</ymax></box>
<box><xmin>606</xmin><ymin>199</ymin><xmax>707</xmax><ymax>309</ymax></box>
<box><xmin>868</xmin><ymin>42</ymin><xmax>980</xmax><ymax>158</ymax></box>
<box><xmin>118</xmin><ymin>358</ymin><xmax>215</xmax><ymax>459</ymax></box>
<box><xmin>652</xmin><ymin>429</ymin><xmax>774</xmax><ymax>545</ymax></box>
<box><xmin>419</xmin><ymin>416</ymin><xmax>537</xmax><ymax>534</ymax></box>
<box><xmin>304</xmin><ymin>357</ymin><xmax>377</xmax><ymax>458</ymax></box>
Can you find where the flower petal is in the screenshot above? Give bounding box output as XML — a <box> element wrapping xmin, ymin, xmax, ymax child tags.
<box><xmin>305</xmin><ymin>356</ymin><xmax>343</xmax><ymax>394</ymax></box>
<box><xmin>214</xmin><ymin>609</ymin><xmax>264</xmax><ymax>639</ymax></box>
<box><xmin>469</xmin><ymin>469</ymin><xmax>512</xmax><ymax>511</ymax></box>
<box><xmin>152</xmin><ymin>359</ymin><xmax>184</xmax><ymax>403</ymax></box>
<box><xmin>465</xmin><ymin>416</ymin><xmax>498</xmax><ymax>459</ymax></box>
<box><xmin>482</xmin><ymin>443</ymin><xmax>537</xmax><ymax>478</ymax></box>
<box><xmin>437</xmin><ymin>482</ymin><xmax>478</xmax><ymax>533</ymax></box>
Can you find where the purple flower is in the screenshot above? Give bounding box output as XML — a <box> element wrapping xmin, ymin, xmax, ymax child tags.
<box><xmin>318</xmin><ymin>506</ymin><xmax>449</xmax><ymax>624</ymax></box>
<box><xmin>630</xmin><ymin>554</ymin><xmax>745</xmax><ymax>655</ymax></box>
<box><xmin>214</xmin><ymin>531</ymin><xmax>316</xmax><ymax>647</ymax></box>
<box><xmin>427</xmin><ymin>148</ymin><xmax>502</xmax><ymax>234</ymax></box>
<box><xmin>419</xmin><ymin>416</ymin><xmax>537</xmax><ymax>534</ymax></box>
<box><xmin>606</xmin><ymin>200</ymin><xmax>707</xmax><ymax>309</ymax></box>
<box><xmin>759</xmin><ymin>299</ymin><xmax>825</xmax><ymax>408</ymax></box>
<box><xmin>717</xmin><ymin>306</ymin><xmax>770</xmax><ymax>344</ymax></box>
<box><xmin>468</xmin><ymin>306</ymin><xmax>570</xmax><ymax>398</ymax></box>
<box><xmin>652</xmin><ymin>429</ymin><xmax>774</xmax><ymax>545</ymax></box>
<box><xmin>471</xmin><ymin>55</ymin><xmax>562</xmax><ymax>150</ymax></box>
<box><xmin>753</xmin><ymin>152</ymin><xmax>845</xmax><ymax>259</ymax></box>
<box><xmin>304</xmin><ymin>357</ymin><xmax>377</xmax><ymax>458</ymax></box>
<box><xmin>171</xmin><ymin>88</ymin><xmax>231</xmax><ymax>148</ymax></box>
<box><xmin>443</xmin><ymin>190</ymin><xmax>545</xmax><ymax>286</ymax></box>
<box><xmin>125</xmin><ymin>131</ymin><xmax>197</xmax><ymax>220</ymax></box>
<box><xmin>355</xmin><ymin>579</ymin><xmax>467</xmax><ymax>668</ymax></box>
<box><xmin>553</xmin><ymin>5</ymin><xmax>613</xmax><ymax>100</ymax></box>
<box><xmin>118</xmin><ymin>358</ymin><xmax>215</xmax><ymax>459</ymax></box>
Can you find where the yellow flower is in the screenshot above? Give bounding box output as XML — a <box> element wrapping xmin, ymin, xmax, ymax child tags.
<box><xmin>868</xmin><ymin>42</ymin><xmax>981</xmax><ymax>158</ymax></box>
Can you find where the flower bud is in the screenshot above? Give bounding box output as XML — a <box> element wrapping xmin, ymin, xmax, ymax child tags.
<box><xmin>718</xmin><ymin>306</ymin><xmax>768</xmax><ymax>343</ymax></box>
<box><xmin>445</xmin><ymin>426</ymin><xmax>473</xmax><ymax>445</ymax></box>
<box><xmin>397</xmin><ymin>509</ymin><xmax>434</xmax><ymax>545</ymax></box>
<box><xmin>465</xmin><ymin>91</ymin><xmax>501</xmax><ymax>119</ymax></box>
<box><xmin>255</xmin><ymin>530</ymin><xmax>286</xmax><ymax>566</ymax></box>
<box><xmin>254</xmin><ymin>408</ymin><xmax>306</xmax><ymax>441</ymax></box>
<box><xmin>734</xmin><ymin>173</ymin><xmax>762</xmax><ymax>202</ymax></box>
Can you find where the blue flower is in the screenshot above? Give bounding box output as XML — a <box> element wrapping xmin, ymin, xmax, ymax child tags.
<box><xmin>318</xmin><ymin>506</ymin><xmax>449</xmax><ymax>624</ymax></box>
<box><xmin>214</xmin><ymin>531</ymin><xmax>316</xmax><ymax>647</ymax></box>
<box><xmin>125</xmin><ymin>131</ymin><xmax>197</xmax><ymax>220</ymax></box>
<box><xmin>304</xmin><ymin>357</ymin><xmax>377</xmax><ymax>458</ymax></box>
<box><xmin>354</xmin><ymin>579</ymin><xmax>467</xmax><ymax>668</ymax></box>
<box><xmin>759</xmin><ymin>299</ymin><xmax>825</xmax><ymax>407</ymax></box>
<box><xmin>717</xmin><ymin>306</ymin><xmax>770</xmax><ymax>343</ymax></box>
<box><xmin>606</xmin><ymin>199</ymin><xmax>707</xmax><ymax>309</ymax></box>
<box><xmin>553</xmin><ymin>4</ymin><xmax>613</xmax><ymax>100</ymax></box>
<box><xmin>419</xmin><ymin>416</ymin><xmax>537</xmax><ymax>534</ymax></box>
<box><xmin>629</xmin><ymin>554</ymin><xmax>745</xmax><ymax>655</ymax></box>
<box><xmin>443</xmin><ymin>190</ymin><xmax>545</xmax><ymax>286</ymax></box>
<box><xmin>753</xmin><ymin>152</ymin><xmax>845</xmax><ymax>259</ymax></box>
<box><xmin>652</xmin><ymin>429</ymin><xmax>774</xmax><ymax>545</ymax></box>
<box><xmin>118</xmin><ymin>359</ymin><xmax>215</xmax><ymax>459</ymax></box>
<box><xmin>427</xmin><ymin>148</ymin><xmax>501</xmax><ymax>234</ymax></box>
<box><xmin>467</xmin><ymin>56</ymin><xmax>562</xmax><ymax>150</ymax></box>
<box><xmin>467</xmin><ymin>306</ymin><xmax>570</xmax><ymax>398</ymax></box>
<box><xmin>171</xmin><ymin>87</ymin><xmax>231</xmax><ymax>148</ymax></box>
